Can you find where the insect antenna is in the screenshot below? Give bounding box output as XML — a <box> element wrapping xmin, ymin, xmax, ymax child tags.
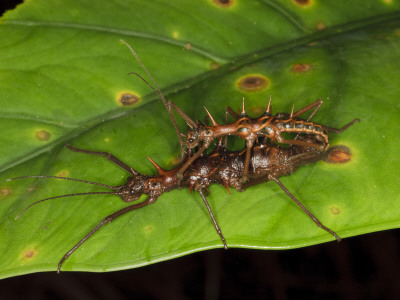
<box><xmin>120</xmin><ymin>39</ymin><xmax>185</xmax><ymax>155</ymax></box>
<box><xmin>15</xmin><ymin>191</ymin><xmax>120</xmax><ymax>220</ymax></box>
<box><xmin>7</xmin><ymin>175</ymin><xmax>121</xmax><ymax>219</ymax></box>
<box><xmin>7</xmin><ymin>175</ymin><xmax>117</xmax><ymax>190</ymax></box>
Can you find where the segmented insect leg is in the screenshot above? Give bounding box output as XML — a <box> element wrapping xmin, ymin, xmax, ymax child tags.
<box><xmin>57</xmin><ymin>196</ymin><xmax>157</xmax><ymax>273</ymax></box>
<box><xmin>65</xmin><ymin>144</ymin><xmax>138</xmax><ymax>176</ymax></box>
<box><xmin>291</xmin><ymin>98</ymin><xmax>323</xmax><ymax>120</ymax></box>
<box><xmin>323</xmin><ymin>118</ymin><xmax>360</xmax><ymax>133</ymax></box>
<box><xmin>241</xmin><ymin>141</ymin><xmax>255</xmax><ymax>183</ymax></box>
<box><xmin>198</xmin><ymin>189</ymin><xmax>228</xmax><ymax>249</ymax></box>
<box><xmin>177</xmin><ymin>143</ymin><xmax>210</xmax><ymax>180</ymax></box>
<box><xmin>225</xmin><ymin>106</ymin><xmax>239</xmax><ymax>120</ymax></box>
<box><xmin>269</xmin><ymin>176</ymin><xmax>341</xmax><ymax>241</ymax></box>
<box><xmin>168</xmin><ymin>100</ymin><xmax>198</xmax><ymax>129</ymax></box>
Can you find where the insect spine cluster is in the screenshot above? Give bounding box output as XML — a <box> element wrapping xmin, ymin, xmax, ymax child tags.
<box><xmin>8</xmin><ymin>39</ymin><xmax>359</xmax><ymax>273</ymax></box>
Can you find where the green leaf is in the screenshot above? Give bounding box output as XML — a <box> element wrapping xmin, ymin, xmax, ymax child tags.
<box><xmin>1</xmin><ymin>0</ymin><xmax>399</xmax><ymax>279</ymax></box>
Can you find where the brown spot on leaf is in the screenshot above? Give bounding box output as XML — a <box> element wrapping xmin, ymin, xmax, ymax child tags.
<box><xmin>1</xmin><ymin>187</ymin><xmax>10</xmax><ymax>197</ymax></box>
<box><xmin>324</xmin><ymin>145</ymin><xmax>352</xmax><ymax>164</ymax></box>
<box><xmin>23</xmin><ymin>248</ymin><xmax>37</xmax><ymax>259</ymax></box>
<box><xmin>56</xmin><ymin>170</ymin><xmax>68</xmax><ymax>177</ymax></box>
<box><xmin>213</xmin><ymin>0</ymin><xmax>234</xmax><ymax>7</ymax></box>
<box><xmin>24</xmin><ymin>250</ymin><xmax>35</xmax><ymax>258</ymax></box>
<box><xmin>35</xmin><ymin>130</ymin><xmax>51</xmax><ymax>141</ymax></box>
<box><xmin>184</xmin><ymin>43</ymin><xmax>191</xmax><ymax>50</ymax></box>
<box><xmin>316</xmin><ymin>22</ymin><xmax>327</xmax><ymax>31</ymax></box>
<box><xmin>210</xmin><ymin>62</ymin><xmax>220</xmax><ymax>70</ymax></box>
<box><xmin>144</xmin><ymin>225</ymin><xmax>154</xmax><ymax>233</ymax></box>
<box><xmin>237</xmin><ymin>74</ymin><xmax>269</xmax><ymax>92</ymax></box>
<box><xmin>292</xmin><ymin>0</ymin><xmax>312</xmax><ymax>6</ymax></box>
<box><xmin>292</xmin><ymin>63</ymin><xmax>311</xmax><ymax>73</ymax></box>
<box><xmin>119</xmin><ymin>93</ymin><xmax>140</xmax><ymax>106</ymax></box>
<box><xmin>330</xmin><ymin>206</ymin><xmax>341</xmax><ymax>215</ymax></box>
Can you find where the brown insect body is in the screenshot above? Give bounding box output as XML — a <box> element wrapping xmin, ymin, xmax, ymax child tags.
<box><xmin>187</xmin><ymin>107</ymin><xmax>328</xmax><ymax>150</ymax></box>
<box><xmin>175</xmin><ymin>98</ymin><xmax>359</xmax><ymax>180</ymax></box>
<box><xmin>117</xmin><ymin>137</ymin><xmax>324</xmax><ymax>204</ymax></box>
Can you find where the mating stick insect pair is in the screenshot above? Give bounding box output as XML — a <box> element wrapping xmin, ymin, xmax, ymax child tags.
<box><xmin>8</xmin><ymin>39</ymin><xmax>359</xmax><ymax>273</ymax></box>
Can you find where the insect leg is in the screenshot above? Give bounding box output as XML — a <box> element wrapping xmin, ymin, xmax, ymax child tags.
<box><xmin>223</xmin><ymin>106</ymin><xmax>239</xmax><ymax>147</ymax></box>
<box><xmin>291</xmin><ymin>98</ymin><xmax>323</xmax><ymax>120</ymax></box>
<box><xmin>198</xmin><ymin>189</ymin><xmax>228</xmax><ymax>249</ymax></box>
<box><xmin>268</xmin><ymin>176</ymin><xmax>341</xmax><ymax>242</ymax></box>
<box><xmin>225</xmin><ymin>106</ymin><xmax>240</xmax><ymax>120</ymax></box>
<box><xmin>65</xmin><ymin>144</ymin><xmax>138</xmax><ymax>176</ymax></box>
<box><xmin>168</xmin><ymin>100</ymin><xmax>198</xmax><ymax>129</ymax></box>
<box><xmin>323</xmin><ymin>118</ymin><xmax>360</xmax><ymax>133</ymax></box>
<box><xmin>57</xmin><ymin>196</ymin><xmax>157</xmax><ymax>273</ymax></box>
<box><xmin>176</xmin><ymin>143</ymin><xmax>210</xmax><ymax>179</ymax></box>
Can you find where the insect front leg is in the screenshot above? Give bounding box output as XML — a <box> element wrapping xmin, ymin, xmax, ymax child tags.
<box><xmin>57</xmin><ymin>196</ymin><xmax>158</xmax><ymax>273</ymax></box>
<box><xmin>65</xmin><ymin>144</ymin><xmax>139</xmax><ymax>176</ymax></box>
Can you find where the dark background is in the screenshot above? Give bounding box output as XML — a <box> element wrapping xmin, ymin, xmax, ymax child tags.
<box><xmin>2</xmin><ymin>2</ymin><xmax>400</xmax><ymax>299</ymax></box>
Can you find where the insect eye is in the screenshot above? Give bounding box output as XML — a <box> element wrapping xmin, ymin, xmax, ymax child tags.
<box><xmin>188</xmin><ymin>138</ymin><xmax>195</xmax><ymax>143</ymax></box>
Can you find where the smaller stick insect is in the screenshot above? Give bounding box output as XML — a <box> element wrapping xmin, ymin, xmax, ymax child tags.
<box><xmin>168</xmin><ymin>98</ymin><xmax>360</xmax><ymax>181</ymax></box>
<box><xmin>120</xmin><ymin>39</ymin><xmax>359</xmax><ymax>183</ymax></box>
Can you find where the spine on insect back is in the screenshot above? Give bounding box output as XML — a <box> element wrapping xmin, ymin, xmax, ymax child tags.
<box><xmin>116</xmin><ymin>136</ymin><xmax>326</xmax><ymax>203</ymax></box>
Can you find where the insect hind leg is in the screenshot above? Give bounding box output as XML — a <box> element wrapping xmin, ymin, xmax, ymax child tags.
<box><xmin>269</xmin><ymin>176</ymin><xmax>341</xmax><ymax>241</ymax></box>
<box><xmin>65</xmin><ymin>144</ymin><xmax>138</xmax><ymax>176</ymax></box>
<box><xmin>323</xmin><ymin>118</ymin><xmax>360</xmax><ymax>133</ymax></box>
<box><xmin>198</xmin><ymin>189</ymin><xmax>228</xmax><ymax>249</ymax></box>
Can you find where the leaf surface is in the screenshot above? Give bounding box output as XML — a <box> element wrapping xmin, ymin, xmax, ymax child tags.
<box><xmin>1</xmin><ymin>0</ymin><xmax>399</xmax><ymax>278</ymax></box>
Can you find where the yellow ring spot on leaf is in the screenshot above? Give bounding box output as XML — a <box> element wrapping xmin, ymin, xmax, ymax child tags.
<box><xmin>330</xmin><ymin>206</ymin><xmax>341</xmax><ymax>215</ymax></box>
<box><xmin>213</xmin><ymin>0</ymin><xmax>235</xmax><ymax>8</ymax></box>
<box><xmin>35</xmin><ymin>130</ymin><xmax>51</xmax><ymax>141</ymax></box>
<box><xmin>236</xmin><ymin>74</ymin><xmax>269</xmax><ymax>92</ymax></box>
<box><xmin>1</xmin><ymin>187</ymin><xmax>11</xmax><ymax>197</ymax></box>
<box><xmin>143</xmin><ymin>225</ymin><xmax>154</xmax><ymax>234</ymax></box>
<box><xmin>291</xmin><ymin>0</ymin><xmax>313</xmax><ymax>7</ymax></box>
<box><xmin>316</xmin><ymin>22</ymin><xmax>327</xmax><ymax>31</ymax></box>
<box><xmin>172</xmin><ymin>31</ymin><xmax>179</xmax><ymax>39</ymax></box>
<box><xmin>292</xmin><ymin>63</ymin><xmax>312</xmax><ymax>73</ymax></box>
<box><xmin>21</xmin><ymin>247</ymin><xmax>38</xmax><ymax>261</ymax></box>
<box><xmin>56</xmin><ymin>170</ymin><xmax>69</xmax><ymax>177</ymax></box>
<box><xmin>324</xmin><ymin>146</ymin><xmax>352</xmax><ymax>164</ymax></box>
<box><xmin>210</xmin><ymin>62</ymin><xmax>220</xmax><ymax>70</ymax></box>
<box><xmin>118</xmin><ymin>92</ymin><xmax>140</xmax><ymax>106</ymax></box>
